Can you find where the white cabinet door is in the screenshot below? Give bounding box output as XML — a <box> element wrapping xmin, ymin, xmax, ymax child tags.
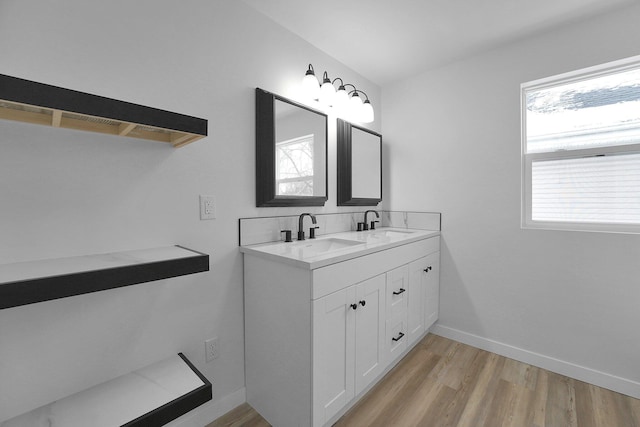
<box><xmin>314</xmin><ymin>273</ymin><xmax>386</xmax><ymax>425</ymax></box>
<box><xmin>424</xmin><ymin>251</ymin><xmax>440</xmax><ymax>329</ymax></box>
<box><xmin>354</xmin><ymin>274</ymin><xmax>386</xmax><ymax>396</ymax></box>
<box><xmin>407</xmin><ymin>257</ymin><xmax>427</xmax><ymax>346</ymax></box>
<box><xmin>313</xmin><ymin>286</ymin><xmax>356</xmax><ymax>426</ymax></box>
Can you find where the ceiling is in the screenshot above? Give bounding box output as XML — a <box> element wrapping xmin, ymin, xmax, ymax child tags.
<box><xmin>242</xmin><ymin>0</ymin><xmax>636</xmax><ymax>86</ymax></box>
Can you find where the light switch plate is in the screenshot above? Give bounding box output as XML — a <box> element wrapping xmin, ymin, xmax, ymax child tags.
<box><xmin>205</xmin><ymin>337</ymin><xmax>219</xmax><ymax>363</ymax></box>
<box><xmin>200</xmin><ymin>195</ymin><xmax>216</xmax><ymax>220</ymax></box>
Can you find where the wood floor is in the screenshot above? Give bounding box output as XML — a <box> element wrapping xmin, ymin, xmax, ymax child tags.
<box><xmin>208</xmin><ymin>334</ymin><xmax>640</xmax><ymax>427</ymax></box>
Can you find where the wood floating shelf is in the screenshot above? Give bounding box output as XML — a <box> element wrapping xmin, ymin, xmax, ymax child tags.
<box><xmin>2</xmin><ymin>353</ymin><xmax>212</xmax><ymax>427</ymax></box>
<box><xmin>0</xmin><ymin>246</ymin><xmax>209</xmax><ymax>310</ymax></box>
<box><xmin>0</xmin><ymin>74</ymin><xmax>207</xmax><ymax>147</ymax></box>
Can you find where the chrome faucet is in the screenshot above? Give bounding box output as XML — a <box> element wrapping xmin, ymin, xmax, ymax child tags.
<box><xmin>363</xmin><ymin>210</ymin><xmax>380</xmax><ymax>231</ymax></box>
<box><xmin>298</xmin><ymin>213</ymin><xmax>317</xmax><ymax>240</ymax></box>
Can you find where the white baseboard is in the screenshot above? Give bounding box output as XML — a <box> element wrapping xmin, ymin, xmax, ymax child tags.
<box><xmin>165</xmin><ymin>387</ymin><xmax>247</xmax><ymax>427</ymax></box>
<box><xmin>431</xmin><ymin>324</ymin><xmax>640</xmax><ymax>399</ymax></box>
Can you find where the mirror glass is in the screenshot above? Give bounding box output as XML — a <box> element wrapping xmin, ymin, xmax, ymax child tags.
<box><xmin>256</xmin><ymin>88</ymin><xmax>328</xmax><ymax>207</ymax></box>
<box><xmin>352</xmin><ymin>128</ymin><xmax>381</xmax><ymax>198</ymax></box>
<box><xmin>337</xmin><ymin>119</ymin><xmax>382</xmax><ymax>206</ymax></box>
<box><xmin>274</xmin><ymin>100</ymin><xmax>326</xmax><ymax>197</ymax></box>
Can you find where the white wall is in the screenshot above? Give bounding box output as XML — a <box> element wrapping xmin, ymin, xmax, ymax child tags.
<box><xmin>0</xmin><ymin>0</ymin><xmax>380</xmax><ymax>422</ymax></box>
<box><xmin>383</xmin><ymin>3</ymin><xmax>640</xmax><ymax>396</ymax></box>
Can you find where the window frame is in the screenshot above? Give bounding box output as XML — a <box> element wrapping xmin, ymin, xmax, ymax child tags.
<box><xmin>521</xmin><ymin>55</ymin><xmax>640</xmax><ymax>234</ymax></box>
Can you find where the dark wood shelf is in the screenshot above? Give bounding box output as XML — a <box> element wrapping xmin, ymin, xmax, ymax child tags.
<box><xmin>0</xmin><ymin>245</ymin><xmax>209</xmax><ymax>310</ymax></box>
<box><xmin>0</xmin><ymin>74</ymin><xmax>207</xmax><ymax>147</ymax></box>
<box><xmin>2</xmin><ymin>353</ymin><xmax>212</xmax><ymax>427</ymax></box>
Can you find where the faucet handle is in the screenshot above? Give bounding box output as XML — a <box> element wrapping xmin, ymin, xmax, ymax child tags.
<box><xmin>370</xmin><ymin>220</ymin><xmax>380</xmax><ymax>230</ymax></box>
<box><xmin>309</xmin><ymin>226</ymin><xmax>319</xmax><ymax>239</ymax></box>
<box><xmin>280</xmin><ymin>230</ymin><xmax>292</xmax><ymax>242</ymax></box>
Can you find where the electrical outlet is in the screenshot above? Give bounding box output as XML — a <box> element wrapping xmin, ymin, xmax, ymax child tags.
<box><xmin>200</xmin><ymin>195</ymin><xmax>216</xmax><ymax>220</ymax></box>
<box><xmin>205</xmin><ymin>337</ymin><xmax>219</xmax><ymax>363</ymax></box>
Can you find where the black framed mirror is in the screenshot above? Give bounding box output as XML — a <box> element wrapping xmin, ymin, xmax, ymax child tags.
<box><xmin>337</xmin><ymin>118</ymin><xmax>382</xmax><ymax>206</ymax></box>
<box><xmin>256</xmin><ymin>88</ymin><xmax>328</xmax><ymax>207</ymax></box>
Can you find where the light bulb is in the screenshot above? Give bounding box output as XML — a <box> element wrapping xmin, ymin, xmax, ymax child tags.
<box><xmin>319</xmin><ymin>72</ymin><xmax>335</xmax><ymax>106</ymax></box>
<box><xmin>334</xmin><ymin>85</ymin><xmax>349</xmax><ymax>110</ymax></box>
<box><xmin>349</xmin><ymin>92</ymin><xmax>363</xmax><ymax>121</ymax></box>
<box><xmin>302</xmin><ymin>64</ymin><xmax>320</xmax><ymax>100</ymax></box>
<box><xmin>361</xmin><ymin>99</ymin><xmax>374</xmax><ymax>123</ymax></box>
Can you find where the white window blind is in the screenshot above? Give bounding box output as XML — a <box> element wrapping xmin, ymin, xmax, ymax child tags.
<box><xmin>532</xmin><ymin>154</ymin><xmax>640</xmax><ymax>224</ymax></box>
<box><xmin>522</xmin><ymin>55</ymin><xmax>640</xmax><ymax>233</ymax></box>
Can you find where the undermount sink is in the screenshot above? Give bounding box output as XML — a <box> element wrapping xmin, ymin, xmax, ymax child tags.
<box><xmin>292</xmin><ymin>238</ymin><xmax>364</xmax><ymax>255</ymax></box>
<box><xmin>367</xmin><ymin>229</ymin><xmax>416</xmax><ymax>238</ymax></box>
<box><xmin>261</xmin><ymin>237</ymin><xmax>364</xmax><ymax>258</ymax></box>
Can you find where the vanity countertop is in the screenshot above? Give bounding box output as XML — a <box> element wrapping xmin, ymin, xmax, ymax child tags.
<box><xmin>240</xmin><ymin>227</ymin><xmax>440</xmax><ymax>270</ymax></box>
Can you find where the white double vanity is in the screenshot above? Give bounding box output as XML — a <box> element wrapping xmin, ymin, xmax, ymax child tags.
<box><xmin>240</xmin><ymin>222</ymin><xmax>440</xmax><ymax>427</ymax></box>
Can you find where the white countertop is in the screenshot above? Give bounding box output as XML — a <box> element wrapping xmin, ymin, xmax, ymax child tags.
<box><xmin>240</xmin><ymin>227</ymin><xmax>440</xmax><ymax>269</ymax></box>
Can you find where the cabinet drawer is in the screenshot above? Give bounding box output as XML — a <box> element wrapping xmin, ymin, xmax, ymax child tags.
<box><xmin>386</xmin><ymin>266</ymin><xmax>408</xmax><ymax>318</ymax></box>
<box><xmin>386</xmin><ymin>314</ymin><xmax>407</xmax><ymax>362</ymax></box>
<box><xmin>313</xmin><ymin>236</ymin><xmax>440</xmax><ymax>300</ymax></box>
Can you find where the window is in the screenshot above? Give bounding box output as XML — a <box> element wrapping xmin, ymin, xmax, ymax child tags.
<box><xmin>276</xmin><ymin>134</ymin><xmax>315</xmax><ymax>196</ymax></box>
<box><xmin>521</xmin><ymin>55</ymin><xmax>640</xmax><ymax>233</ymax></box>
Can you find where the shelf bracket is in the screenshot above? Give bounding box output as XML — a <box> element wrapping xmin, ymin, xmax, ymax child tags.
<box><xmin>118</xmin><ymin>122</ymin><xmax>136</xmax><ymax>136</ymax></box>
<box><xmin>51</xmin><ymin>110</ymin><xmax>62</xmax><ymax>127</ymax></box>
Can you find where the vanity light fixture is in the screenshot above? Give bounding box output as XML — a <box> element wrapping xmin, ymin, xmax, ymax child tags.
<box><xmin>358</xmin><ymin>91</ymin><xmax>375</xmax><ymax>124</ymax></box>
<box><xmin>302</xmin><ymin>64</ymin><xmax>321</xmax><ymax>100</ymax></box>
<box><xmin>301</xmin><ymin>64</ymin><xmax>375</xmax><ymax>123</ymax></box>
<box><xmin>333</xmin><ymin>78</ymin><xmax>350</xmax><ymax>109</ymax></box>
<box><xmin>319</xmin><ymin>71</ymin><xmax>335</xmax><ymax>106</ymax></box>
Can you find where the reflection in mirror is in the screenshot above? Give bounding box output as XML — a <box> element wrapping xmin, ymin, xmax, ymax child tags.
<box><xmin>352</xmin><ymin>128</ymin><xmax>381</xmax><ymax>198</ymax></box>
<box><xmin>256</xmin><ymin>88</ymin><xmax>328</xmax><ymax>207</ymax></box>
<box><xmin>337</xmin><ymin>119</ymin><xmax>382</xmax><ymax>206</ymax></box>
<box><xmin>275</xmin><ymin>100</ymin><xmax>326</xmax><ymax>197</ymax></box>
